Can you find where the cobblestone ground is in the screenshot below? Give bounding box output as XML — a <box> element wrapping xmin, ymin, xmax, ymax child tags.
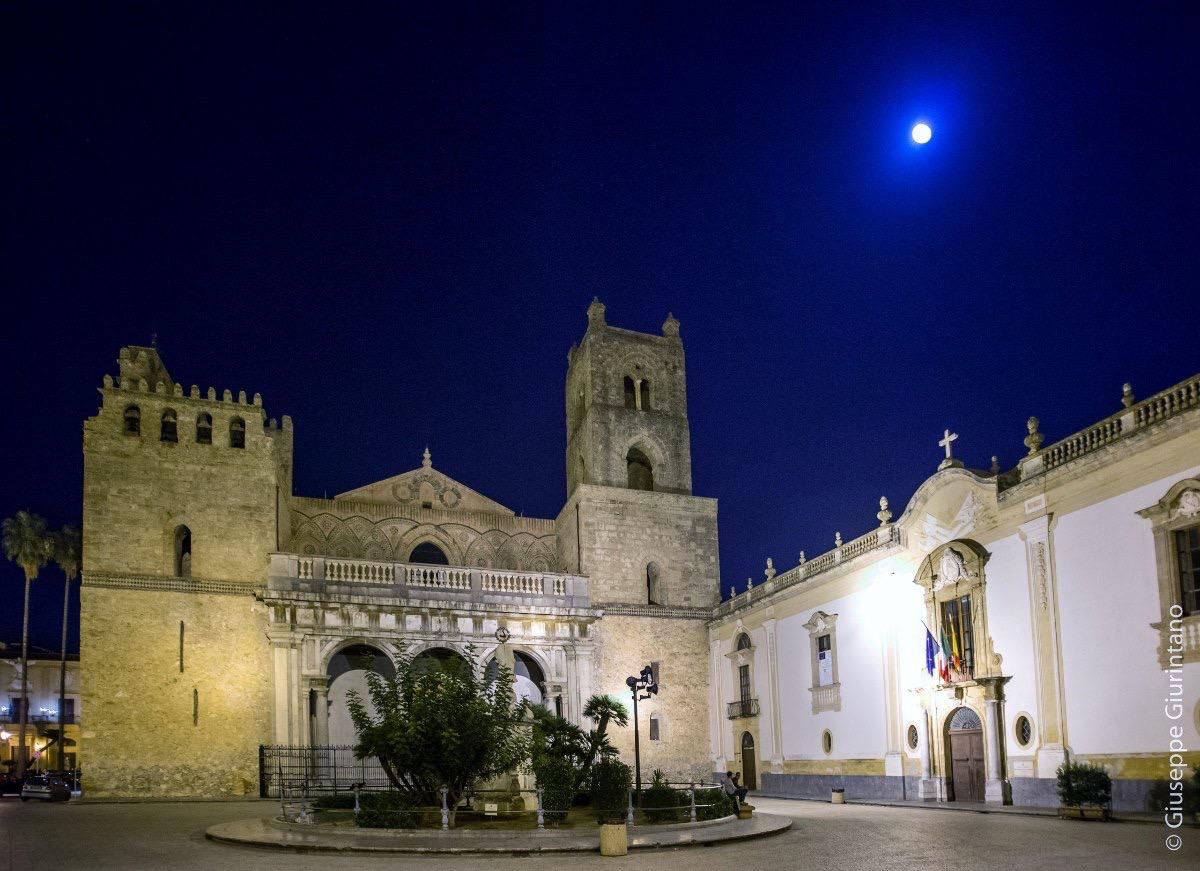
<box><xmin>1</xmin><ymin>795</ymin><xmax>1196</xmax><ymax>871</ymax></box>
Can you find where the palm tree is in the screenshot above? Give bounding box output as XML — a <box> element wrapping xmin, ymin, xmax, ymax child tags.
<box><xmin>574</xmin><ymin>694</ymin><xmax>630</xmax><ymax>792</ymax></box>
<box><xmin>2</xmin><ymin>511</ymin><xmax>50</xmax><ymax>778</ymax></box>
<box><xmin>50</xmin><ymin>525</ymin><xmax>81</xmax><ymax>771</ymax></box>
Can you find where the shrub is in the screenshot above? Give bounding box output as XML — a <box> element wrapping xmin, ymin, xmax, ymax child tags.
<box><xmin>591</xmin><ymin>758</ymin><xmax>632</xmax><ymax>824</ymax></box>
<box><xmin>355</xmin><ymin>791</ymin><xmax>421</xmax><ymax>828</ymax></box>
<box><xmin>695</xmin><ymin>785</ymin><xmax>734</xmax><ymax>821</ymax></box>
<box><xmin>311</xmin><ymin>794</ymin><xmax>356</xmax><ymax>810</ymax></box>
<box><xmin>534</xmin><ymin>756</ymin><xmax>576</xmax><ymax>824</ymax></box>
<box><xmin>1056</xmin><ymin>762</ymin><xmax>1112</xmax><ymax>808</ymax></box>
<box><xmin>642</xmin><ymin>769</ymin><xmax>684</xmax><ymax>823</ymax></box>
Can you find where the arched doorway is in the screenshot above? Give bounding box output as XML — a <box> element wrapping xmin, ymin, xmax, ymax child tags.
<box><xmin>945</xmin><ymin>706</ymin><xmax>985</xmax><ymax>802</ymax></box>
<box><xmin>741</xmin><ymin>731</ymin><xmax>757</xmax><ymax>790</ymax></box>
<box><xmin>326</xmin><ymin>643</ymin><xmax>395</xmax><ymax>745</ymax></box>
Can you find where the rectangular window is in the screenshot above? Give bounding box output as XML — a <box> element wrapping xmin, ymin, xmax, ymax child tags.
<box><xmin>940</xmin><ymin>595</ymin><xmax>975</xmax><ymax>680</ymax></box>
<box><xmin>649</xmin><ymin>717</ymin><xmax>660</xmax><ymax>741</ymax></box>
<box><xmin>650</xmin><ymin>661</ymin><xmax>661</xmax><ymax>688</ymax></box>
<box><xmin>61</xmin><ymin>698</ymin><xmax>76</xmax><ymax>723</ymax></box>
<box><xmin>1175</xmin><ymin>526</ymin><xmax>1200</xmax><ymax>615</ymax></box>
<box><xmin>816</xmin><ymin>634</ymin><xmax>834</xmax><ymax>687</ymax></box>
<box><xmin>9</xmin><ymin>697</ymin><xmax>27</xmax><ymax>722</ymax></box>
<box><xmin>738</xmin><ymin>664</ymin><xmax>751</xmax><ymax>702</ymax></box>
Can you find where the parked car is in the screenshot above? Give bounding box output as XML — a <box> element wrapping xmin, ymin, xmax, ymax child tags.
<box><xmin>20</xmin><ymin>774</ymin><xmax>71</xmax><ymax>802</ymax></box>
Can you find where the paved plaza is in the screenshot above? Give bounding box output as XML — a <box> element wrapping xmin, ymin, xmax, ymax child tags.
<box><xmin>1</xmin><ymin>796</ymin><xmax>1196</xmax><ymax>871</ymax></box>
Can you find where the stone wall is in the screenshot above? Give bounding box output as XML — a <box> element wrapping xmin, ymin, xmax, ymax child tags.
<box><xmin>592</xmin><ymin>614</ymin><xmax>712</xmax><ymax>783</ymax></box>
<box><xmin>558</xmin><ymin>484</ymin><xmax>719</xmax><ymax>609</ymax></box>
<box><xmin>79</xmin><ymin>586</ymin><xmax>271</xmax><ymax>797</ymax></box>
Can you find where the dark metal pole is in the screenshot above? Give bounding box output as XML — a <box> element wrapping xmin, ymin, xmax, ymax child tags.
<box><xmin>631</xmin><ymin>685</ymin><xmax>641</xmax><ymax>801</ymax></box>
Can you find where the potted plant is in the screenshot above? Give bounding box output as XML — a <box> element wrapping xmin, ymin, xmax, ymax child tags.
<box><xmin>1056</xmin><ymin>761</ymin><xmax>1112</xmax><ymax>821</ymax></box>
<box><xmin>592</xmin><ymin>758</ymin><xmax>632</xmax><ymax>856</ymax></box>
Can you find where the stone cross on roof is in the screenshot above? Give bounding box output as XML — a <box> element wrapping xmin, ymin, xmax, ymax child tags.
<box><xmin>938</xmin><ymin>429</ymin><xmax>963</xmax><ymax>470</ymax></box>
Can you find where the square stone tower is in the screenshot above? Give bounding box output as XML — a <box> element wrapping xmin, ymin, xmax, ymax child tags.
<box><xmin>557</xmin><ymin>301</ymin><xmax>718</xmax><ymax>780</ymax></box>
<box><xmin>79</xmin><ymin>346</ymin><xmax>291</xmax><ymax>797</ymax></box>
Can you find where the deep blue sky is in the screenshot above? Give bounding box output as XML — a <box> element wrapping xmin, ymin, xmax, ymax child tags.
<box><xmin>2</xmin><ymin>3</ymin><xmax>1196</xmax><ymax>650</ymax></box>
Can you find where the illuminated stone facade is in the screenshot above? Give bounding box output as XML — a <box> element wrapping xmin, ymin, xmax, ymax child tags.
<box><xmin>80</xmin><ymin>302</ymin><xmax>718</xmax><ymax>797</ymax></box>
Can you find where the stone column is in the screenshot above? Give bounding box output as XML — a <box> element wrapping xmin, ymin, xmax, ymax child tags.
<box><xmin>1019</xmin><ymin>515</ymin><xmax>1070</xmax><ymax>778</ymax></box>
<box><xmin>271</xmin><ymin>640</ymin><xmax>292</xmax><ymax>744</ymax></box>
<box><xmin>984</xmin><ymin>697</ymin><xmax>1012</xmax><ymax>804</ymax></box>
<box><xmin>762</xmin><ymin>618</ymin><xmax>784</xmax><ymax>767</ymax></box>
<box><xmin>311</xmin><ymin>678</ymin><xmax>330</xmax><ymax>746</ymax></box>
<box><xmin>917</xmin><ymin>705</ymin><xmax>938</xmax><ymax>801</ymax></box>
<box><xmin>708</xmin><ymin>637</ymin><xmax>726</xmax><ymax>772</ymax></box>
<box><xmin>881</xmin><ymin>618</ymin><xmax>904</xmax><ymax>787</ymax></box>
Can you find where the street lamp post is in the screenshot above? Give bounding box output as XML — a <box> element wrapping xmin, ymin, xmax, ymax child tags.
<box><xmin>626</xmin><ymin>665</ymin><xmax>658</xmax><ymax>801</ymax></box>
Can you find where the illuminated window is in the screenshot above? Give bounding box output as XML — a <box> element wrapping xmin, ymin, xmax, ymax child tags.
<box><xmin>939</xmin><ymin>595</ymin><xmax>975</xmax><ymax>681</ymax></box>
<box><xmin>1175</xmin><ymin>526</ymin><xmax>1200</xmax><ymax>616</ymax></box>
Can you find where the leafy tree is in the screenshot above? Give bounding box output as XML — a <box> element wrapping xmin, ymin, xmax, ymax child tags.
<box><xmin>2</xmin><ymin>511</ymin><xmax>50</xmax><ymax>778</ymax></box>
<box><xmin>49</xmin><ymin>525</ymin><xmax>81</xmax><ymax>768</ymax></box>
<box><xmin>346</xmin><ymin>647</ymin><xmax>530</xmax><ymax>823</ymax></box>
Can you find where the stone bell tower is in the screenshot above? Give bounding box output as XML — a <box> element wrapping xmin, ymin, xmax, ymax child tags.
<box><xmin>564</xmin><ymin>297</ymin><xmax>693</xmax><ymax>498</ymax></box>
<box><xmin>556</xmin><ymin>300</ymin><xmax>718</xmax><ymax>782</ymax></box>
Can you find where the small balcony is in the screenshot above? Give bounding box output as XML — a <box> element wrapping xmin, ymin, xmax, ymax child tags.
<box><xmin>726</xmin><ymin>698</ymin><xmax>760</xmax><ymax>719</ymax></box>
<box><xmin>267</xmin><ymin>553</ymin><xmax>591</xmax><ymax>609</ymax></box>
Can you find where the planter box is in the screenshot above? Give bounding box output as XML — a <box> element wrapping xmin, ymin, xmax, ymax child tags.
<box><xmin>1057</xmin><ymin>805</ymin><xmax>1111</xmax><ymax>821</ymax></box>
<box><xmin>737</xmin><ymin>804</ymin><xmax>754</xmax><ymax>820</ymax></box>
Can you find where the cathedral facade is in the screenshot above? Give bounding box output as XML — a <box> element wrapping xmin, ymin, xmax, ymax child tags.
<box><xmin>80</xmin><ymin>299</ymin><xmax>716</xmax><ymax>797</ymax></box>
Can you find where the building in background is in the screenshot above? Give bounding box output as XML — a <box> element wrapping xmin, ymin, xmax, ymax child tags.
<box><xmin>709</xmin><ymin>375</ymin><xmax>1200</xmax><ymax>811</ymax></box>
<box><xmin>1</xmin><ymin>644</ymin><xmax>81</xmax><ymax>773</ymax></box>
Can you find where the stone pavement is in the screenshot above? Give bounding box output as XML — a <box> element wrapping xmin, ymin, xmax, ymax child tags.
<box><xmin>2</xmin><ymin>795</ymin><xmax>1197</xmax><ymax>870</ymax></box>
<box><xmin>754</xmin><ymin>792</ymin><xmax>1183</xmax><ymax>825</ymax></box>
<box><xmin>206</xmin><ymin>810</ymin><xmax>790</xmax><ymax>852</ymax></box>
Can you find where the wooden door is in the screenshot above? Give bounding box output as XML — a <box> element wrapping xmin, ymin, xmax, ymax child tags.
<box><xmin>741</xmin><ymin>732</ymin><xmax>757</xmax><ymax>790</ymax></box>
<box><xmin>949</xmin><ymin>729</ymin><xmax>985</xmax><ymax>802</ymax></box>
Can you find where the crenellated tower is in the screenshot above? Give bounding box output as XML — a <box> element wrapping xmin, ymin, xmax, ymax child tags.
<box><xmin>79</xmin><ymin>345</ymin><xmax>290</xmax><ymax>797</ymax></box>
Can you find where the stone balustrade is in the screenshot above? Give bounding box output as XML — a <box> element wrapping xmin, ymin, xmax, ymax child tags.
<box><xmin>1021</xmin><ymin>373</ymin><xmax>1200</xmax><ymax>479</ymax></box>
<box><xmin>270</xmin><ymin>553</ymin><xmax>589</xmax><ymax>608</ymax></box>
<box><xmin>713</xmin><ymin>525</ymin><xmax>902</xmax><ymax>619</ymax></box>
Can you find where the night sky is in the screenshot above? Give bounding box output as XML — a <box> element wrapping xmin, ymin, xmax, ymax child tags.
<box><xmin>3</xmin><ymin>3</ymin><xmax>1196</xmax><ymax>650</ymax></box>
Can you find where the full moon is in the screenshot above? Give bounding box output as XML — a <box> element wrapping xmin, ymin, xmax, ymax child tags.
<box><xmin>911</xmin><ymin>122</ymin><xmax>932</xmax><ymax>144</ymax></box>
